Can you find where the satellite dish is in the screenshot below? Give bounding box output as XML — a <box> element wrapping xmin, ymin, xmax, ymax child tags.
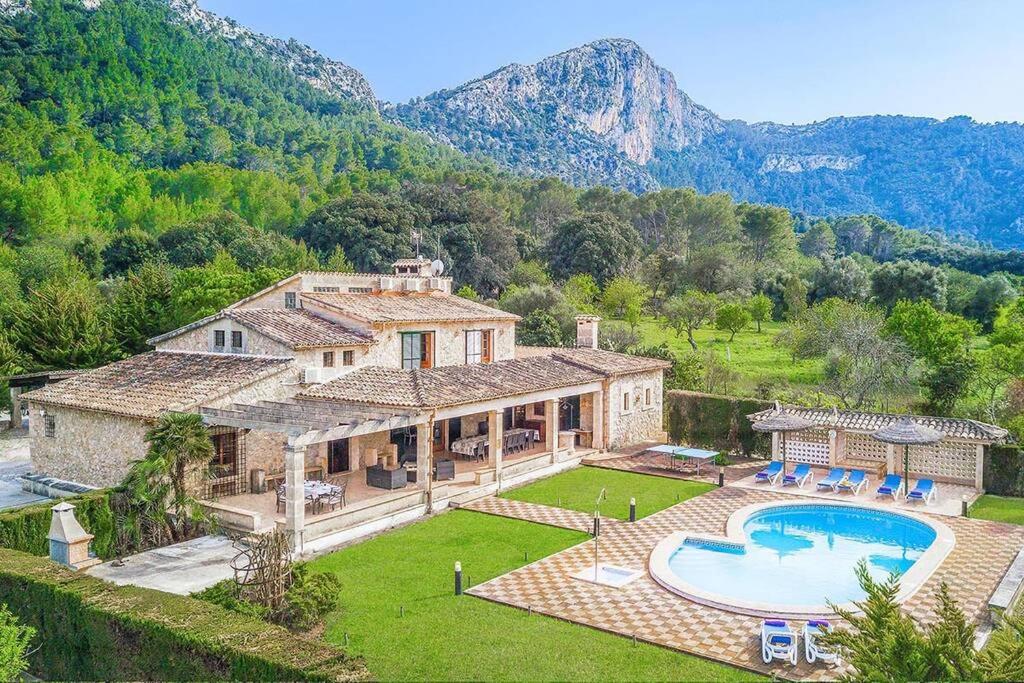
<box><xmin>430</xmin><ymin>259</ymin><xmax>445</xmax><ymax>276</ymax></box>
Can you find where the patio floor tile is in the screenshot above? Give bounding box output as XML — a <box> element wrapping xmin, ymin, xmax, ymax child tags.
<box><xmin>465</xmin><ymin>486</ymin><xmax>1024</xmax><ymax>681</ymax></box>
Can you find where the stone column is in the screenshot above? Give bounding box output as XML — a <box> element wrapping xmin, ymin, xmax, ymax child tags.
<box><xmin>488</xmin><ymin>410</ymin><xmax>503</xmax><ymax>484</ymax></box>
<box><xmin>284</xmin><ymin>440</ymin><xmax>305</xmax><ymax>554</ymax></box>
<box><xmin>416</xmin><ymin>422</ymin><xmax>431</xmax><ymax>485</ymax></box>
<box><xmin>976</xmin><ymin>443</ymin><xmax>985</xmax><ymax>491</ymax></box>
<box><xmin>545</xmin><ymin>399</ymin><xmax>559</xmax><ymax>454</ymax></box>
<box><xmin>827</xmin><ymin>429</ymin><xmax>838</xmax><ymax>467</ymax></box>
<box><xmin>591</xmin><ymin>390</ymin><xmax>605</xmax><ymax>451</ymax></box>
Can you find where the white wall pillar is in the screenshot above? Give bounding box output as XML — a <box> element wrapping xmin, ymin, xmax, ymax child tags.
<box><xmin>545</xmin><ymin>399</ymin><xmax>559</xmax><ymax>454</ymax></box>
<box><xmin>827</xmin><ymin>429</ymin><xmax>838</xmax><ymax>467</ymax></box>
<box><xmin>591</xmin><ymin>390</ymin><xmax>605</xmax><ymax>451</ymax></box>
<box><xmin>488</xmin><ymin>410</ymin><xmax>503</xmax><ymax>483</ymax></box>
<box><xmin>284</xmin><ymin>440</ymin><xmax>305</xmax><ymax>554</ymax></box>
<box><xmin>771</xmin><ymin>432</ymin><xmax>780</xmax><ymax>461</ymax></box>
<box><xmin>416</xmin><ymin>422</ymin><xmax>431</xmax><ymax>484</ymax></box>
<box><xmin>976</xmin><ymin>443</ymin><xmax>985</xmax><ymax>491</ymax></box>
<box><xmin>886</xmin><ymin>443</ymin><xmax>896</xmax><ymax>475</ymax></box>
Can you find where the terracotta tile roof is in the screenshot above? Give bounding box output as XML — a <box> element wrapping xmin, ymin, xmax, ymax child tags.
<box><xmin>746</xmin><ymin>405</ymin><xmax>1008</xmax><ymax>442</ymax></box>
<box><xmin>516</xmin><ymin>346</ymin><xmax>671</xmax><ymax>376</ymax></box>
<box><xmin>298</xmin><ymin>356</ymin><xmax>604</xmax><ymax>409</ymax></box>
<box><xmin>21</xmin><ymin>351</ymin><xmax>293</xmax><ymax>420</ymax></box>
<box><xmin>302</xmin><ymin>291</ymin><xmax>520</xmax><ymax>324</ymax></box>
<box><xmin>224</xmin><ymin>308</ymin><xmax>372</xmax><ymax>348</ymax></box>
<box><xmin>148</xmin><ymin>308</ymin><xmax>372</xmax><ymax>348</ymax></box>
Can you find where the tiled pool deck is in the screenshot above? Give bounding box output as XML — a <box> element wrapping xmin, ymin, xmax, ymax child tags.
<box><xmin>466</xmin><ymin>486</ymin><xmax>1024</xmax><ymax>680</ymax></box>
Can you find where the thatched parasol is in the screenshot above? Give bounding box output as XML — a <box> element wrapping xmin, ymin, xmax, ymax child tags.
<box><xmin>752</xmin><ymin>407</ymin><xmax>817</xmax><ymax>470</ymax></box>
<box><xmin>870</xmin><ymin>416</ymin><xmax>943</xmax><ymax>482</ymax></box>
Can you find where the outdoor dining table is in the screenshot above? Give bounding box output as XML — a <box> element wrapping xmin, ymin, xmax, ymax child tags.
<box><xmin>304</xmin><ymin>480</ymin><xmax>342</xmax><ymax>512</ymax></box>
<box><xmin>449</xmin><ymin>428</ymin><xmax>542</xmax><ymax>460</ymax></box>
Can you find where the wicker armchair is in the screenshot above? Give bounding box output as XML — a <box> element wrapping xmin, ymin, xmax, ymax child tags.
<box><xmin>433</xmin><ymin>459</ymin><xmax>455</xmax><ymax>481</ymax></box>
<box><xmin>366</xmin><ymin>464</ymin><xmax>406</xmax><ymax>490</ymax></box>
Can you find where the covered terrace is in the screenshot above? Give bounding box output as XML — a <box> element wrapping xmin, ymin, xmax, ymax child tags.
<box><xmin>200</xmin><ymin>356</ymin><xmax>611</xmax><ymax>552</ymax></box>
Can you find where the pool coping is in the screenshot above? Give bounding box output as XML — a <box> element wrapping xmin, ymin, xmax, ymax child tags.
<box><xmin>648</xmin><ymin>499</ymin><xmax>956</xmax><ymax>619</ymax></box>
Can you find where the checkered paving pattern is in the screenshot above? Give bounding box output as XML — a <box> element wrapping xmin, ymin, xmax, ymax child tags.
<box><xmin>589</xmin><ymin>451</ymin><xmax>764</xmax><ymax>485</ymax></box>
<box><xmin>461</xmin><ymin>496</ymin><xmax>619</xmax><ymax>534</ymax></box>
<box><xmin>466</xmin><ymin>486</ymin><xmax>1024</xmax><ymax>681</ymax></box>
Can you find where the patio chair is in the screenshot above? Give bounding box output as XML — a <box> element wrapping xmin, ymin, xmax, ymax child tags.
<box><xmin>876</xmin><ymin>474</ymin><xmax>904</xmax><ymax>501</ymax></box>
<box><xmin>761</xmin><ymin>619</ymin><xmax>798</xmax><ymax>665</ymax></box>
<box><xmin>816</xmin><ymin>467</ymin><xmax>846</xmax><ymax>491</ymax></box>
<box><xmin>754</xmin><ymin>461</ymin><xmax>784</xmax><ymax>485</ymax></box>
<box><xmin>906</xmin><ymin>479</ymin><xmax>937</xmax><ymax>505</ymax></box>
<box><xmin>275</xmin><ymin>484</ymin><xmax>286</xmax><ymax>513</ymax></box>
<box><xmin>803</xmin><ymin>620</ymin><xmax>841</xmax><ymax>665</ymax></box>
<box><xmin>836</xmin><ymin>469</ymin><xmax>868</xmax><ymax>495</ymax></box>
<box><xmin>324</xmin><ymin>481</ymin><xmax>347</xmax><ymax>511</ymax></box>
<box><xmin>782</xmin><ymin>463</ymin><xmax>813</xmax><ymax>488</ymax></box>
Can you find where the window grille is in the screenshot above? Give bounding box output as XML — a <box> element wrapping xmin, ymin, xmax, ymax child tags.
<box><xmin>206</xmin><ymin>427</ymin><xmax>248</xmax><ymax>498</ymax></box>
<box><xmin>44</xmin><ymin>414</ymin><xmax>56</xmax><ymax>438</ymax></box>
<box><xmin>284</xmin><ymin>292</ymin><xmax>297</xmax><ymax>308</ymax></box>
<box><xmin>342</xmin><ymin>350</ymin><xmax>354</xmax><ymax>366</ymax></box>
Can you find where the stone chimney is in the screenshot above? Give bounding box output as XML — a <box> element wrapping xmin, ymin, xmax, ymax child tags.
<box><xmin>48</xmin><ymin>502</ymin><xmax>100</xmax><ymax>570</ymax></box>
<box><xmin>575</xmin><ymin>315</ymin><xmax>601</xmax><ymax>349</ymax></box>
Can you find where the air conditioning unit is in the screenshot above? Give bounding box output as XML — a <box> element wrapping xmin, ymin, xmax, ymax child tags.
<box><xmin>304</xmin><ymin>367</ymin><xmax>326</xmax><ymax>384</ymax></box>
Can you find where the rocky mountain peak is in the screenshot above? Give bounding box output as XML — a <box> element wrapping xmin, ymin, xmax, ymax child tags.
<box><xmin>1</xmin><ymin>0</ymin><xmax>378</xmax><ymax>108</ymax></box>
<box><xmin>164</xmin><ymin>0</ymin><xmax>377</xmax><ymax>109</ymax></box>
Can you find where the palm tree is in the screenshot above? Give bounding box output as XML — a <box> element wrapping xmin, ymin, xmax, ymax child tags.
<box><xmin>123</xmin><ymin>412</ymin><xmax>215</xmax><ymax>543</ymax></box>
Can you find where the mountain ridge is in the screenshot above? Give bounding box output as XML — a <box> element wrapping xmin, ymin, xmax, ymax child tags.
<box><xmin>391</xmin><ymin>37</ymin><xmax>1024</xmax><ymax>247</ymax></box>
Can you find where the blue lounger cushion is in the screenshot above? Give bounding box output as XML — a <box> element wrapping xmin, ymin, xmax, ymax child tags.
<box><xmin>877</xmin><ymin>474</ymin><xmax>902</xmax><ymax>494</ymax></box>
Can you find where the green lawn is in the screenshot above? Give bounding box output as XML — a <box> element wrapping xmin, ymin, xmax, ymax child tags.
<box><xmin>311</xmin><ymin>510</ymin><xmax>753</xmax><ymax>681</ymax></box>
<box><xmin>500</xmin><ymin>466</ymin><xmax>714</xmax><ymax>520</ymax></box>
<box><xmin>970</xmin><ymin>495</ymin><xmax>1024</xmax><ymax>525</ymax></box>
<box><xmin>635</xmin><ymin>318</ymin><xmax>824</xmax><ymax>391</ymax></box>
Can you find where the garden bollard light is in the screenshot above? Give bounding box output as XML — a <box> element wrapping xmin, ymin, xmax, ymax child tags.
<box><xmin>718</xmin><ymin>466</ymin><xmax>725</xmax><ymax>487</ymax></box>
<box><xmin>629</xmin><ymin>497</ymin><xmax>636</xmax><ymax>522</ymax></box>
<box><xmin>455</xmin><ymin>561</ymin><xmax>463</xmax><ymax>595</ymax></box>
<box><xmin>962</xmin><ymin>495</ymin><xmax>969</xmax><ymax>518</ymax></box>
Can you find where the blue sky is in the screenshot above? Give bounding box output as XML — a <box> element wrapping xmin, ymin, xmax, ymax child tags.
<box><xmin>202</xmin><ymin>0</ymin><xmax>1024</xmax><ymax>124</ymax></box>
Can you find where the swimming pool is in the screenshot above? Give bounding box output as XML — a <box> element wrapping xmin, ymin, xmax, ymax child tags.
<box><xmin>648</xmin><ymin>502</ymin><xmax>955</xmax><ymax>617</ymax></box>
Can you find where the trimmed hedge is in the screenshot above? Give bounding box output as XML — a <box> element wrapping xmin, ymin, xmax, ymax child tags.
<box><xmin>0</xmin><ymin>490</ymin><xmax>115</xmax><ymax>559</ymax></box>
<box><xmin>984</xmin><ymin>444</ymin><xmax>1024</xmax><ymax>497</ymax></box>
<box><xmin>666</xmin><ymin>390</ymin><xmax>771</xmax><ymax>456</ymax></box>
<box><xmin>0</xmin><ymin>548</ymin><xmax>367</xmax><ymax>681</ymax></box>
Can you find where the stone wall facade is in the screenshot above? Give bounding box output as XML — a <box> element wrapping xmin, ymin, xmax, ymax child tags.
<box><xmin>28</xmin><ymin>404</ymin><xmax>150</xmax><ymax>488</ymax></box>
<box><xmin>606</xmin><ymin>370</ymin><xmax>664</xmax><ymax>449</ymax></box>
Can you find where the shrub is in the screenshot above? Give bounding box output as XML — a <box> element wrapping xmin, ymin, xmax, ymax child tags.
<box><xmin>0</xmin><ymin>603</ymin><xmax>34</xmax><ymax>682</ymax></box>
<box><xmin>0</xmin><ymin>490</ymin><xmax>115</xmax><ymax>559</ymax></box>
<box><xmin>984</xmin><ymin>444</ymin><xmax>1024</xmax><ymax>497</ymax></box>
<box><xmin>283</xmin><ymin>565</ymin><xmax>342</xmax><ymax>630</ymax></box>
<box><xmin>666</xmin><ymin>390</ymin><xmax>771</xmax><ymax>455</ymax></box>
<box><xmin>0</xmin><ymin>548</ymin><xmax>366</xmax><ymax>681</ymax></box>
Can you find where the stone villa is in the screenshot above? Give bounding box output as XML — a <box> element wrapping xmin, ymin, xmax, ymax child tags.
<box><xmin>22</xmin><ymin>259</ymin><xmax>668</xmax><ymax>551</ymax></box>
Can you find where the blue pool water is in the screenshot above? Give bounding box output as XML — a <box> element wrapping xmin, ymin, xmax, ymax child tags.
<box><xmin>668</xmin><ymin>505</ymin><xmax>936</xmax><ymax>610</ymax></box>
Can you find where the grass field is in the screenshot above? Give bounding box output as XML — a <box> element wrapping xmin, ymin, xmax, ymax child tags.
<box><xmin>311</xmin><ymin>509</ymin><xmax>753</xmax><ymax>681</ymax></box>
<box><xmin>500</xmin><ymin>466</ymin><xmax>714</xmax><ymax>520</ymax></box>
<box><xmin>635</xmin><ymin>318</ymin><xmax>824</xmax><ymax>391</ymax></box>
<box><xmin>970</xmin><ymin>495</ymin><xmax>1024</xmax><ymax>525</ymax></box>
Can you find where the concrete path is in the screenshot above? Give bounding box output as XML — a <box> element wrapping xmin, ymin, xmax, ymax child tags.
<box><xmin>88</xmin><ymin>535</ymin><xmax>239</xmax><ymax>595</ymax></box>
<box><xmin>0</xmin><ymin>427</ymin><xmax>49</xmax><ymax>511</ymax></box>
<box><xmin>461</xmin><ymin>496</ymin><xmax>617</xmax><ymax>534</ymax></box>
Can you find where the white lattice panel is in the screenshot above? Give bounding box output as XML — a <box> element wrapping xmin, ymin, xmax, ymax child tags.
<box><xmin>782</xmin><ymin>429</ymin><xmax>830</xmax><ymax>466</ymax></box>
<box><xmin>846</xmin><ymin>433</ymin><xmax>888</xmax><ymax>462</ymax></box>
<box><xmin>907</xmin><ymin>442</ymin><xmax>977</xmax><ymax>483</ymax></box>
